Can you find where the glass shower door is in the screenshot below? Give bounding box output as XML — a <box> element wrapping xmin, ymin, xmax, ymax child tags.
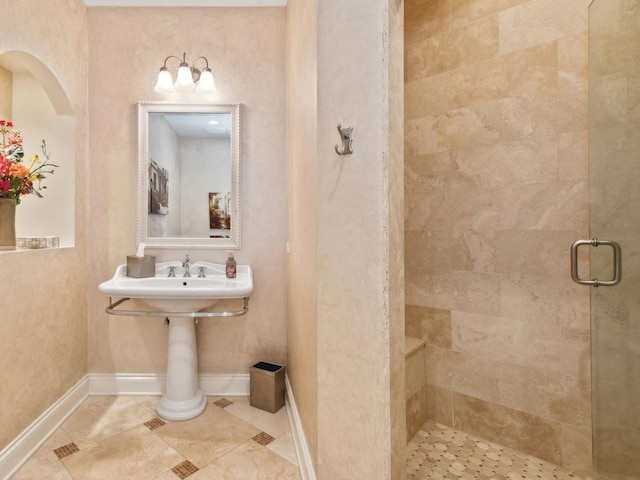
<box><xmin>587</xmin><ymin>1</ymin><xmax>640</xmax><ymax>478</ymax></box>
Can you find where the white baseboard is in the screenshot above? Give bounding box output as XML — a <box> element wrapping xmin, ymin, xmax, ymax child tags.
<box><xmin>87</xmin><ymin>373</ymin><xmax>250</xmax><ymax>396</ymax></box>
<box><xmin>0</xmin><ymin>376</ymin><xmax>89</xmax><ymax>480</ymax></box>
<box><xmin>88</xmin><ymin>373</ymin><xmax>164</xmax><ymax>395</ymax></box>
<box><xmin>285</xmin><ymin>375</ymin><xmax>316</xmax><ymax>480</ymax></box>
<box><xmin>199</xmin><ymin>374</ymin><xmax>250</xmax><ymax>396</ymax></box>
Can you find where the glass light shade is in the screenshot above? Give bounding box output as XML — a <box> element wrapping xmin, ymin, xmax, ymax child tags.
<box><xmin>196</xmin><ymin>70</ymin><xmax>216</xmax><ymax>94</ymax></box>
<box><xmin>175</xmin><ymin>65</ymin><xmax>196</xmax><ymax>91</ymax></box>
<box><xmin>154</xmin><ymin>69</ymin><xmax>175</xmax><ymax>94</ymax></box>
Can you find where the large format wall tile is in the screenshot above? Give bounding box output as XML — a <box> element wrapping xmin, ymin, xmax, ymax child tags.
<box><xmin>424</xmin><ymin>384</ymin><xmax>453</xmax><ymax>427</ymax></box>
<box><xmin>405</xmin><ymin>305</ymin><xmax>452</xmax><ymax>349</ymax></box>
<box><xmin>406</xmin><ymin>17</ymin><xmax>498</xmax><ymax>83</ymax></box>
<box><xmin>562</xmin><ymin>425</ymin><xmax>593</xmax><ymax>477</ymax></box>
<box><xmin>558</xmin><ymin>33</ymin><xmax>588</xmax><ymax>86</ymax></box>
<box><xmin>407</xmin><ymin>41</ymin><xmax>557</xmax><ymax>117</ymax></box>
<box><xmin>405</xmin><ymin>0</ymin><xmax>448</xmax><ymax>48</ymax></box>
<box><xmin>453</xmin><ymin>393</ymin><xmax>563</xmax><ymax>465</ymax></box>
<box><xmin>449</xmin><ymin>136</ymin><xmax>559</xmax><ymax>188</ymax></box>
<box><xmin>406</xmin><ymin>85</ymin><xmax>587</xmax><ymax>150</ymax></box>
<box><xmin>406</xmin><ymin>385</ymin><xmax>428</xmax><ymax>441</ymax></box>
<box><xmin>450</xmin><ymin>0</ymin><xmax>529</xmax><ymax>29</ymax></box>
<box><xmin>499</xmin><ymin>274</ymin><xmax>590</xmax><ymax>333</ymax></box>
<box><xmin>500</xmin><ymin>363</ymin><xmax>591</xmax><ymax>426</ymax></box>
<box><xmin>405</xmin><ymin>270</ymin><xmax>501</xmax><ymax>316</ymax></box>
<box><xmin>498</xmin><ymin>0</ymin><xmax>588</xmax><ymax>55</ymax></box>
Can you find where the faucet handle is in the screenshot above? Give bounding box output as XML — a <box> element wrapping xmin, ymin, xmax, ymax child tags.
<box><xmin>198</xmin><ymin>266</ymin><xmax>207</xmax><ymax>278</ymax></box>
<box><xmin>168</xmin><ymin>266</ymin><xmax>177</xmax><ymax>277</ymax></box>
<box><xmin>182</xmin><ymin>254</ymin><xmax>192</xmax><ymax>277</ymax></box>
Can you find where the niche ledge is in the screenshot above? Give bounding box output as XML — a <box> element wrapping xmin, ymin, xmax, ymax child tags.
<box><xmin>16</xmin><ymin>236</ymin><xmax>60</xmax><ymax>249</ymax></box>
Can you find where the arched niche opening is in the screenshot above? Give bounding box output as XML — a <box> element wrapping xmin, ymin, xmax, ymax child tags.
<box><xmin>0</xmin><ymin>50</ymin><xmax>75</xmax><ymax>248</ymax></box>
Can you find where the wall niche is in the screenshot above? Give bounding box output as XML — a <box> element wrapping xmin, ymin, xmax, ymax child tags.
<box><xmin>0</xmin><ymin>50</ymin><xmax>75</xmax><ymax>248</ymax></box>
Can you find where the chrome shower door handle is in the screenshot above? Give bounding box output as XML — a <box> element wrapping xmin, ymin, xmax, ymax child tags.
<box><xmin>571</xmin><ymin>238</ymin><xmax>622</xmax><ymax>287</ymax></box>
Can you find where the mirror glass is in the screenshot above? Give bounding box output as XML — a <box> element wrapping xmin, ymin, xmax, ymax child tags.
<box><xmin>137</xmin><ymin>102</ymin><xmax>241</xmax><ymax>249</ymax></box>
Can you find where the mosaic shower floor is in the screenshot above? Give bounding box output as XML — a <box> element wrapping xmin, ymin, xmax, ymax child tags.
<box><xmin>408</xmin><ymin>421</ymin><xmax>588</xmax><ymax>480</ymax></box>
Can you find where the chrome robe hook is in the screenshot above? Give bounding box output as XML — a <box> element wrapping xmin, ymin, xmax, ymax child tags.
<box><xmin>334</xmin><ymin>124</ymin><xmax>353</xmax><ymax>155</ymax></box>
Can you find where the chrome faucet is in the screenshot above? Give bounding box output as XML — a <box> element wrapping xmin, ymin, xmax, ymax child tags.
<box><xmin>182</xmin><ymin>254</ymin><xmax>191</xmax><ymax>277</ymax></box>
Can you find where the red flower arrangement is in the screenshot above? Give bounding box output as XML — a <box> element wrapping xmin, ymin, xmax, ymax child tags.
<box><xmin>0</xmin><ymin>119</ymin><xmax>58</xmax><ymax>204</ymax></box>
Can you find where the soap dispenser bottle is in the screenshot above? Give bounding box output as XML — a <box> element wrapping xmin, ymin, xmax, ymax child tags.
<box><xmin>225</xmin><ymin>251</ymin><xmax>237</xmax><ymax>278</ymax></box>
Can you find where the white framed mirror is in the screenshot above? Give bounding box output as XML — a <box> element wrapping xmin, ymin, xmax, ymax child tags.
<box><xmin>137</xmin><ymin>102</ymin><xmax>241</xmax><ymax>249</ymax></box>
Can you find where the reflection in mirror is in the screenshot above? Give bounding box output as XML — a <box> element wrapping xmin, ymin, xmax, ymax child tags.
<box><xmin>137</xmin><ymin>103</ymin><xmax>241</xmax><ymax>249</ymax></box>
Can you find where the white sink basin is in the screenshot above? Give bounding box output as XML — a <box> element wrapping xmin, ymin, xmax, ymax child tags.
<box><xmin>98</xmin><ymin>261</ymin><xmax>253</xmax><ymax>312</ymax></box>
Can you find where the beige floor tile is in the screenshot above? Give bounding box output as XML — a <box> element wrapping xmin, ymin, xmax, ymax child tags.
<box><xmin>134</xmin><ymin>395</ymin><xmax>161</xmax><ymax>412</ymax></box>
<box><xmin>13</xmin><ymin>395</ymin><xmax>301</xmax><ymax>480</ymax></box>
<box><xmin>189</xmin><ymin>439</ymin><xmax>301</xmax><ymax>480</ymax></box>
<box><xmin>153</xmin><ymin>403</ymin><xmax>261</xmax><ymax>468</ymax></box>
<box><xmin>61</xmin><ymin>424</ymin><xmax>184</xmax><ymax>480</ymax></box>
<box><xmin>11</xmin><ymin>455</ymin><xmax>74</xmax><ymax>480</ymax></box>
<box><xmin>11</xmin><ymin>429</ymin><xmax>76</xmax><ymax>480</ymax></box>
<box><xmin>60</xmin><ymin>396</ymin><xmax>158</xmax><ymax>448</ymax></box>
<box><xmin>149</xmin><ymin>471</ymin><xmax>182</xmax><ymax>480</ymax></box>
<box><xmin>148</xmin><ymin>471</ymin><xmax>181</xmax><ymax>480</ymax></box>
<box><xmin>220</xmin><ymin>396</ymin><xmax>291</xmax><ymax>438</ymax></box>
<box><xmin>266</xmin><ymin>430</ymin><xmax>298</xmax><ymax>466</ymax></box>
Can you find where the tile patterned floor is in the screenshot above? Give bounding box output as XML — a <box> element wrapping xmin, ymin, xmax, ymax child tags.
<box><xmin>408</xmin><ymin>421</ymin><xmax>589</xmax><ymax>480</ymax></box>
<box><xmin>11</xmin><ymin>396</ymin><xmax>300</xmax><ymax>480</ymax></box>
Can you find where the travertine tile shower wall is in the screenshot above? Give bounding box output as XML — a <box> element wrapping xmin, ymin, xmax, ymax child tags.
<box><xmin>404</xmin><ymin>0</ymin><xmax>592</xmax><ymax>476</ymax></box>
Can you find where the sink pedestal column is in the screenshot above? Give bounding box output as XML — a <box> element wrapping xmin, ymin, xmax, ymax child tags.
<box><xmin>157</xmin><ymin>316</ymin><xmax>206</xmax><ymax>421</ymax></box>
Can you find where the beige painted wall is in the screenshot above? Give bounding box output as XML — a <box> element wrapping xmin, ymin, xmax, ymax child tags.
<box><xmin>86</xmin><ymin>8</ymin><xmax>287</xmax><ymax>374</ymax></box>
<box><xmin>0</xmin><ymin>0</ymin><xmax>89</xmax><ymax>451</ymax></box>
<box><xmin>0</xmin><ymin>65</ymin><xmax>11</xmax><ymax>119</ymax></box>
<box><xmin>285</xmin><ymin>0</ymin><xmax>319</xmax><ymax>466</ymax></box>
<box><xmin>404</xmin><ymin>0</ymin><xmax>592</xmax><ymax>476</ymax></box>
<box><xmin>286</xmin><ymin>0</ymin><xmax>405</xmax><ymax>478</ymax></box>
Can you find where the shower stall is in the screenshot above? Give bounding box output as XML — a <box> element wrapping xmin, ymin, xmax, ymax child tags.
<box><xmin>404</xmin><ymin>0</ymin><xmax>639</xmax><ymax>478</ymax></box>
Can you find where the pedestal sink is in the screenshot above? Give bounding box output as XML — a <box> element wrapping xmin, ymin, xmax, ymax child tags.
<box><xmin>98</xmin><ymin>260</ymin><xmax>253</xmax><ymax>421</ymax></box>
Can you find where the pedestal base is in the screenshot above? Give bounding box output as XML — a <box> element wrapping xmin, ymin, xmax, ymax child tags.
<box><xmin>157</xmin><ymin>388</ymin><xmax>206</xmax><ymax>421</ymax></box>
<box><xmin>157</xmin><ymin>316</ymin><xmax>206</xmax><ymax>421</ymax></box>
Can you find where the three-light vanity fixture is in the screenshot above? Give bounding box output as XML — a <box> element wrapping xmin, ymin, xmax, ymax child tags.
<box><xmin>154</xmin><ymin>52</ymin><xmax>216</xmax><ymax>94</ymax></box>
